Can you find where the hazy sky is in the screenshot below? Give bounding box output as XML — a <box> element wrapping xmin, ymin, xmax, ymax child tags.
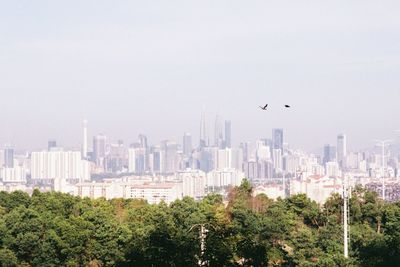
<box><xmin>1</xmin><ymin>0</ymin><xmax>400</xmax><ymax>151</ymax></box>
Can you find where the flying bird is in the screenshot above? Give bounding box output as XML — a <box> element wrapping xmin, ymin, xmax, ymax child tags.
<box><xmin>259</xmin><ymin>104</ymin><xmax>268</xmax><ymax>110</ymax></box>
<box><xmin>284</xmin><ymin>105</ymin><xmax>291</xmax><ymax>108</ymax></box>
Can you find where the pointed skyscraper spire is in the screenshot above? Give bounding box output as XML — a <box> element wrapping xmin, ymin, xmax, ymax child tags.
<box><xmin>82</xmin><ymin>119</ymin><xmax>88</xmax><ymax>159</ymax></box>
<box><xmin>200</xmin><ymin>108</ymin><xmax>207</xmax><ymax>148</ymax></box>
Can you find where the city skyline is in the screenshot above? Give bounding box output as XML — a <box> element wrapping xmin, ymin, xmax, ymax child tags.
<box><xmin>1</xmin><ymin>116</ymin><xmax>400</xmax><ymax>155</ymax></box>
<box><xmin>1</xmin><ymin>1</ymin><xmax>400</xmax><ymax>150</ymax></box>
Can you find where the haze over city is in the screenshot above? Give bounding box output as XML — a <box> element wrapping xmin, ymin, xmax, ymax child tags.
<box><xmin>1</xmin><ymin>0</ymin><xmax>400</xmax><ymax>151</ymax></box>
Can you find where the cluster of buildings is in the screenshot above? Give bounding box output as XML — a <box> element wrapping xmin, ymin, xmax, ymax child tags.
<box><xmin>1</xmin><ymin>115</ymin><xmax>399</xmax><ymax>204</ymax></box>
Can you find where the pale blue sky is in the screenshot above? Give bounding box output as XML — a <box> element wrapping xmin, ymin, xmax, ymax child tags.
<box><xmin>1</xmin><ymin>0</ymin><xmax>399</xmax><ymax>151</ymax></box>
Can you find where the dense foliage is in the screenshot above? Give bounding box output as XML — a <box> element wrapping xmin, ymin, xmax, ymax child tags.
<box><xmin>0</xmin><ymin>181</ymin><xmax>399</xmax><ymax>266</ymax></box>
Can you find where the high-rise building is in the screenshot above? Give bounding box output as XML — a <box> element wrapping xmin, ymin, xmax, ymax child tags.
<box><xmin>256</xmin><ymin>144</ymin><xmax>271</xmax><ymax>162</ymax></box>
<box><xmin>107</xmin><ymin>141</ymin><xmax>125</xmax><ymax>173</ymax></box>
<box><xmin>337</xmin><ymin>134</ymin><xmax>347</xmax><ymax>168</ymax></box>
<box><xmin>225</xmin><ymin>120</ymin><xmax>232</xmax><ymax>148</ymax></box>
<box><xmin>128</xmin><ymin>147</ymin><xmax>146</xmax><ymax>174</ymax></box>
<box><xmin>4</xmin><ymin>146</ymin><xmax>14</xmax><ymax>168</ymax></box>
<box><xmin>241</xmin><ymin>142</ymin><xmax>254</xmax><ymax>162</ymax></box>
<box><xmin>243</xmin><ymin>161</ymin><xmax>258</xmax><ymax>181</ymax></box>
<box><xmin>48</xmin><ymin>139</ymin><xmax>57</xmax><ymax>151</ymax></box>
<box><xmin>258</xmin><ymin>160</ymin><xmax>274</xmax><ymax>180</ymax></box>
<box><xmin>162</xmin><ymin>140</ymin><xmax>178</xmax><ymax>173</ymax></box>
<box><xmin>217</xmin><ymin>148</ymin><xmax>232</xmax><ymax>170</ymax></box>
<box><xmin>152</xmin><ymin>146</ymin><xmax>165</xmax><ymax>173</ymax></box>
<box><xmin>179</xmin><ymin>169</ymin><xmax>206</xmax><ymax>200</ymax></box>
<box><xmin>138</xmin><ymin>134</ymin><xmax>149</xmax><ymax>171</ymax></box>
<box><xmin>326</xmin><ymin>161</ymin><xmax>340</xmax><ymax>177</ymax></box>
<box><xmin>214</xmin><ymin>115</ymin><xmax>224</xmax><ymax>148</ymax></box>
<box><xmin>272</xmin><ymin>149</ymin><xmax>283</xmax><ymax>173</ymax></box>
<box><xmin>82</xmin><ymin>119</ymin><xmax>88</xmax><ymax>159</ymax></box>
<box><xmin>200</xmin><ymin>110</ymin><xmax>207</xmax><ymax>148</ymax></box>
<box><xmin>0</xmin><ymin>150</ymin><xmax>4</xmax><ymax>168</ymax></box>
<box><xmin>0</xmin><ymin>166</ymin><xmax>26</xmax><ymax>183</ymax></box>
<box><xmin>231</xmin><ymin>148</ymin><xmax>244</xmax><ymax>171</ymax></box>
<box><xmin>139</xmin><ymin>134</ymin><xmax>148</xmax><ymax>149</ymax></box>
<box><xmin>31</xmin><ymin>150</ymin><xmax>90</xmax><ymax>191</ymax></box>
<box><xmin>183</xmin><ymin>133</ymin><xmax>192</xmax><ymax>157</ymax></box>
<box><xmin>199</xmin><ymin>147</ymin><xmax>218</xmax><ymax>173</ymax></box>
<box><xmin>272</xmin><ymin>129</ymin><xmax>284</xmax><ymax>151</ymax></box>
<box><xmin>93</xmin><ymin>134</ymin><xmax>107</xmax><ymax>168</ymax></box>
<box><xmin>323</xmin><ymin>144</ymin><xmax>337</xmax><ymax>164</ymax></box>
<box><xmin>207</xmin><ymin>169</ymin><xmax>244</xmax><ymax>188</ymax></box>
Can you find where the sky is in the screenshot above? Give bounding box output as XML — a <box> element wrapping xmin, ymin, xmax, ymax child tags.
<box><xmin>0</xmin><ymin>0</ymin><xmax>400</xmax><ymax>152</ymax></box>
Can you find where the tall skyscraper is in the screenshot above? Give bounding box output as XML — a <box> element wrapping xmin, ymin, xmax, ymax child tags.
<box><xmin>82</xmin><ymin>119</ymin><xmax>88</xmax><ymax>159</ymax></box>
<box><xmin>93</xmin><ymin>134</ymin><xmax>107</xmax><ymax>168</ymax></box>
<box><xmin>139</xmin><ymin>134</ymin><xmax>148</xmax><ymax>149</ymax></box>
<box><xmin>225</xmin><ymin>120</ymin><xmax>232</xmax><ymax>148</ymax></box>
<box><xmin>138</xmin><ymin>134</ymin><xmax>149</xmax><ymax>171</ymax></box>
<box><xmin>200</xmin><ymin>110</ymin><xmax>207</xmax><ymax>148</ymax></box>
<box><xmin>48</xmin><ymin>139</ymin><xmax>57</xmax><ymax>151</ymax></box>
<box><xmin>162</xmin><ymin>140</ymin><xmax>178</xmax><ymax>173</ymax></box>
<box><xmin>272</xmin><ymin>149</ymin><xmax>283</xmax><ymax>173</ymax></box>
<box><xmin>337</xmin><ymin>134</ymin><xmax>347</xmax><ymax>168</ymax></box>
<box><xmin>272</xmin><ymin>129</ymin><xmax>284</xmax><ymax>151</ymax></box>
<box><xmin>152</xmin><ymin>146</ymin><xmax>164</xmax><ymax>173</ymax></box>
<box><xmin>214</xmin><ymin>115</ymin><xmax>224</xmax><ymax>148</ymax></box>
<box><xmin>183</xmin><ymin>133</ymin><xmax>192</xmax><ymax>157</ymax></box>
<box><xmin>4</xmin><ymin>146</ymin><xmax>14</xmax><ymax>168</ymax></box>
<box><xmin>108</xmin><ymin>141</ymin><xmax>125</xmax><ymax>173</ymax></box>
<box><xmin>323</xmin><ymin>144</ymin><xmax>337</xmax><ymax>164</ymax></box>
<box><xmin>128</xmin><ymin>147</ymin><xmax>146</xmax><ymax>174</ymax></box>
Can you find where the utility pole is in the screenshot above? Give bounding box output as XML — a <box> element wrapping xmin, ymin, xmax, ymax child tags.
<box><xmin>374</xmin><ymin>139</ymin><xmax>392</xmax><ymax>201</ymax></box>
<box><xmin>189</xmin><ymin>224</ymin><xmax>210</xmax><ymax>267</ymax></box>
<box><xmin>343</xmin><ymin>175</ymin><xmax>349</xmax><ymax>259</ymax></box>
<box><xmin>199</xmin><ymin>224</ymin><xmax>208</xmax><ymax>267</ymax></box>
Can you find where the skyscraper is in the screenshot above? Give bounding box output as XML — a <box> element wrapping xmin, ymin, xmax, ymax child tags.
<box><xmin>93</xmin><ymin>134</ymin><xmax>107</xmax><ymax>168</ymax></box>
<box><xmin>200</xmin><ymin>110</ymin><xmax>207</xmax><ymax>148</ymax></box>
<box><xmin>138</xmin><ymin>134</ymin><xmax>149</xmax><ymax>171</ymax></box>
<box><xmin>4</xmin><ymin>146</ymin><xmax>14</xmax><ymax>168</ymax></box>
<box><xmin>337</xmin><ymin>134</ymin><xmax>347</xmax><ymax>168</ymax></box>
<box><xmin>82</xmin><ymin>119</ymin><xmax>88</xmax><ymax>159</ymax></box>
<box><xmin>152</xmin><ymin>146</ymin><xmax>164</xmax><ymax>174</ymax></box>
<box><xmin>183</xmin><ymin>133</ymin><xmax>192</xmax><ymax>157</ymax></box>
<box><xmin>162</xmin><ymin>140</ymin><xmax>178</xmax><ymax>173</ymax></box>
<box><xmin>139</xmin><ymin>134</ymin><xmax>148</xmax><ymax>149</ymax></box>
<box><xmin>272</xmin><ymin>149</ymin><xmax>283</xmax><ymax>173</ymax></box>
<box><xmin>323</xmin><ymin>144</ymin><xmax>337</xmax><ymax>164</ymax></box>
<box><xmin>48</xmin><ymin>139</ymin><xmax>57</xmax><ymax>151</ymax></box>
<box><xmin>272</xmin><ymin>129</ymin><xmax>284</xmax><ymax>151</ymax></box>
<box><xmin>225</xmin><ymin>120</ymin><xmax>232</xmax><ymax>148</ymax></box>
<box><xmin>214</xmin><ymin>115</ymin><xmax>224</xmax><ymax>148</ymax></box>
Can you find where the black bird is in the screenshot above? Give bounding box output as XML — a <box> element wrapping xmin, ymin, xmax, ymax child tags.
<box><xmin>284</xmin><ymin>105</ymin><xmax>291</xmax><ymax>108</ymax></box>
<box><xmin>259</xmin><ymin>104</ymin><xmax>268</xmax><ymax>110</ymax></box>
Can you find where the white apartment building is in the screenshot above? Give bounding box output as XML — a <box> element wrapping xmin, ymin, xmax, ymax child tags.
<box><xmin>290</xmin><ymin>175</ymin><xmax>343</xmax><ymax>204</ymax></box>
<box><xmin>177</xmin><ymin>169</ymin><xmax>206</xmax><ymax>200</ymax></box>
<box><xmin>0</xmin><ymin>166</ymin><xmax>26</xmax><ymax>183</ymax></box>
<box><xmin>326</xmin><ymin>161</ymin><xmax>341</xmax><ymax>177</ymax></box>
<box><xmin>75</xmin><ymin>180</ymin><xmax>182</xmax><ymax>204</ymax></box>
<box><xmin>31</xmin><ymin>151</ymin><xmax>90</xmax><ymax>191</ymax></box>
<box><xmin>253</xmin><ymin>184</ymin><xmax>285</xmax><ymax>200</ymax></box>
<box><xmin>207</xmin><ymin>168</ymin><xmax>244</xmax><ymax>188</ymax></box>
<box><xmin>217</xmin><ymin>148</ymin><xmax>232</xmax><ymax>170</ymax></box>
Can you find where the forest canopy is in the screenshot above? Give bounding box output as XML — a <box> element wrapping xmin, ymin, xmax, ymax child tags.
<box><xmin>0</xmin><ymin>180</ymin><xmax>399</xmax><ymax>267</ymax></box>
